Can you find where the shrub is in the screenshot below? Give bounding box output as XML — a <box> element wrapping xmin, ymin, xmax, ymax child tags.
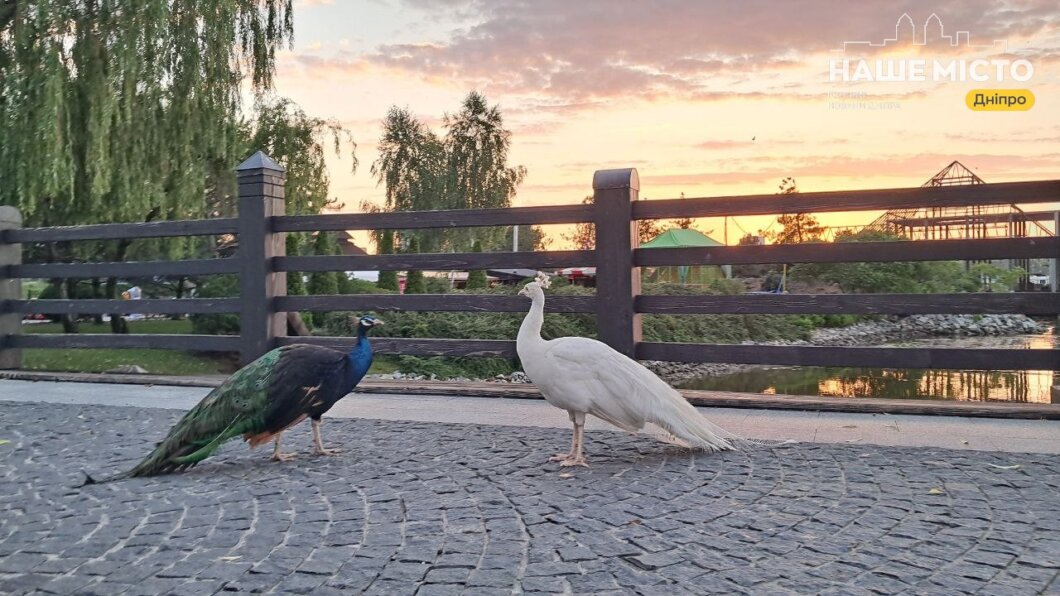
<box><xmin>190</xmin><ymin>275</ymin><xmax>240</xmax><ymax>335</ymax></box>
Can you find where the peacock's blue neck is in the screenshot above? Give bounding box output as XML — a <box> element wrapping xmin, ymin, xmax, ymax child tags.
<box><xmin>343</xmin><ymin>328</ymin><xmax>374</xmax><ymax>390</ymax></box>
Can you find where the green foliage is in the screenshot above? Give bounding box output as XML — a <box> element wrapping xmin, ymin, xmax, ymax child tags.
<box><xmin>502</xmin><ymin>225</ymin><xmax>550</xmax><ymax>251</ymax></box>
<box><xmin>791</xmin><ymin>229</ymin><xmax>1016</xmax><ymax>294</ymax></box>
<box><xmin>394</xmin><ymin>355</ymin><xmax>516</xmax><ymax>379</ymax></box>
<box><xmin>565</xmin><ymin>195</ymin><xmax>596</xmax><ymax>249</ymax></box>
<box><xmin>405</xmin><ymin>271</ymin><xmax>427</xmax><ymax>294</ymax></box>
<box><xmin>23</xmin><ymin>348</ymin><xmax>228</xmax><ymax>376</ymax></box>
<box><xmin>376</xmin><ymin>231</ymin><xmax>400</xmax><ymax>291</ymax></box>
<box><xmin>318</xmin><ymin>284</ymin><xmax>594</xmax><ymax>378</ymax></box>
<box><xmin>190</xmin><ymin>275</ymin><xmax>240</xmax><ymax>335</ymax></box>
<box><xmin>307</xmin><ymin>234</ymin><xmax>340</xmax><ymax>296</ymax></box>
<box><xmin>286</xmin><ymin>235</ymin><xmax>307</xmax><ymax>297</ymax></box>
<box><xmin>968</xmin><ymin>263</ymin><xmax>1026</xmax><ymax>292</ymax></box>
<box><xmin>787</xmin><ymin>314</ymin><xmax>860</xmax><ymax>330</ymax></box>
<box><xmin>564</xmin><ymin>194</ymin><xmax>664</xmax><ymax>249</ymax></box>
<box><xmin>306</xmin><ymin>233</ymin><xmax>342</xmax><ymax>326</ymax></box>
<box><xmin>317</xmin><ymin>283</ymin><xmax>832</xmax><ymax>378</ymax></box>
<box><xmin>0</xmin><ymin>0</ymin><xmax>293</xmax><ymax>225</ymax></box>
<box><xmin>767</xmin><ymin>178</ymin><xmax>825</xmax><ymax>245</ymax></box>
<box><xmin>255</xmin><ymin>103</ymin><xmax>356</xmax><ymax>325</ymax></box>
<box><xmin>339</xmin><ymin>275</ymin><xmax>388</xmax><ymax>295</ymax></box>
<box><xmin>249</xmin><ymin>98</ymin><xmax>356</xmax><ymax>217</ymax></box>
<box><xmin>38</xmin><ymin>280</ymin><xmax>112</xmax><ymax>322</ymax></box>
<box><xmin>38</xmin><ymin>280</ymin><xmax>96</xmax><ymax>301</ymax></box>
<box><xmin>404</xmin><ymin>237</ymin><xmax>427</xmax><ymax>294</ymax></box>
<box><xmin>466</xmin><ymin>240</ymin><xmax>487</xmax><ymax>289</ymax></box>
<box><xmin>444</xmin><ymin>91</ymin><xmax>527</xmax><ymax>249</ymax></box>
<box><xmin>23</xmin><ymin>319</ymin><xmax>232</xmax><ymax>375</ymax></box>
<box><xmin>423</xmin><ymin>277</ymin><xmax>452</xmax><ymax>294</ymax></box>
<box><xmin>367</xmin><ymin>92</ymin><xmax>527</xmax><ymax>252</ymax></box>
<box><xmin>369</xmin><ymin>106</ymin><xmax>447</xmax><ymax>252</ymax></box>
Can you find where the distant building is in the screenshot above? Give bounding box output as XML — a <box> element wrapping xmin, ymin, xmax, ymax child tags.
<box><xmin>333</xmin><ymin>231</ymin><xmax>368</xmax><ymax>256</ymax></box>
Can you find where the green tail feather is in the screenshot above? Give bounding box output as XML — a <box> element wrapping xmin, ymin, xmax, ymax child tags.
<box><xmin>120</xmin><ymin>350</ymin><xmax>279</xmax><ymax>478</ymax></box>
<box><xmin>125</xmin><ymin>414</ymin><xmax>262</xmax><ymax>477</ymax></box>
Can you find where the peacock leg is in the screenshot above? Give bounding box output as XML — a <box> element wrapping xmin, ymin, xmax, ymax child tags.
<box><xmin>271</xmin><ymin>433</ymin><xmax>296</xmax><ymax>462</ymax></box>
<box><xmin>560</xmin><ymin>412</ymin><xmax>589</xmax><ymax>468</ymax></box>
<box><xmin>311</xmin><ymin>418</ymin><xmax>341</xmax><ymax>456</ymax></box>
<box><xmin>549</xmin><ymin>411</ymin><xmax>579</xmax><ymax>462</ymax></box>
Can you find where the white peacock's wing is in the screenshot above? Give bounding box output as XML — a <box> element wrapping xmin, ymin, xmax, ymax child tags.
<box><xmin>540</xmin><ymin>337</ymin><xmax>669</xmax><ymax>432</ymax></box>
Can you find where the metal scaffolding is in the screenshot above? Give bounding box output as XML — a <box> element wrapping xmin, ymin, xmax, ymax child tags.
<box><xmin>865</xmin><ymin>161</ymin><xmax>1053</xmax><ymax>241</ymax></box>
<box><xmin>848</xmin><ymin>161</ymin><xmax>1056</xmax><ymax>290</ymax></box>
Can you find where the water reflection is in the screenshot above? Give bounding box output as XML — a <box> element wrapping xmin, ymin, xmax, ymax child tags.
<box><xmin>678</xmin><ymin>329</ymin><xmax>1058</xmax><ymax>403</ymax></box>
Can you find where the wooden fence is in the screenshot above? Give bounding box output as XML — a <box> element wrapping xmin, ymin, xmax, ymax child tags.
<box><xmin>1</xmin><ymin>151</ymin><xmax>1058</xmax><ymax>374</ymax></box>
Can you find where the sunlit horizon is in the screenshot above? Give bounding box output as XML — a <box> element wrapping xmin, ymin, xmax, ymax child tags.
<box><xmin>271</xmin><ymin>1</ymin><xmax>1059</xmax><ymax>251</ymax></box>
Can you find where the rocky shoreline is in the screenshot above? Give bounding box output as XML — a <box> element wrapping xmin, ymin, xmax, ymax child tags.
<box><xmin>647</xmin><ymin>314</ymin><xmax>1047</xmax><ymax>385</ymax></box>
<box><xmin>369</xmin><ymin>314</ymin><xmax>1049</xmax><ymax>386</ymax></box>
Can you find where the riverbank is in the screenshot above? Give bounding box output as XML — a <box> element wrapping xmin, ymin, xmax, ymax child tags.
<box><xmin>645</xmin><ymin>314</ymin><xmax>1047</xmax><ymax>385</ymax></box>
<box><xmin>368</xmin><ymin>314</ymin><xmax>1049</xmax><ymax>386</ymax></box>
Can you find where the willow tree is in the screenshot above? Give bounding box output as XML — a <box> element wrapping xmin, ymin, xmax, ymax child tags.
<box><xmin>443</xmin><ymin>91</ymin><xmax>526</xmax><ymax>250</ymax></box>
<box><xmin>370</xmin><ymin>106</ymin><xmax>446</xmax><ymax>252</ymax></box>
<box><xmin>250</xmin><ymin>97</ymin><xmax>355</xmax><ymax>308</ymax></box>
<box><xmin>0</xmin><ymin>0</ymin><xmax>294</xmax><ymax>330</ymax></box>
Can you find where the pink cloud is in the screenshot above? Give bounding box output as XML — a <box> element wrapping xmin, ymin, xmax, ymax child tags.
<box><xmin>642</xmin><ymin>152</ymin><xmax>1060</xmax><ymax>187</ymax></box>
<box><xmin>350</xmin><ymin>0</ymin><xmax>1057</xmax><ymax>102</ymax></box>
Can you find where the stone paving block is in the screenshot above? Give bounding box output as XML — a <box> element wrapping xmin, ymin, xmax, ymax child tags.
<box><xmin>0</xmin><ymin>401</ymin><xmax>1058</xmax><ymax>595</ymax></box>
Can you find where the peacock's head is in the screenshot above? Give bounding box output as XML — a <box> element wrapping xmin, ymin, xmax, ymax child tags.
<box><xmin>518</xmin><ymin>272</ymin><xmax>551</xmax><ymax>299</ymax></box>
<box><xmin>354</xmin><ymin>314</ymin><xmax>384</xmax><ymax>334</ymax></box>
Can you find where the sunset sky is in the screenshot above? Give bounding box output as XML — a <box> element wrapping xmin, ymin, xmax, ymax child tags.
<box><xmin>270</xmin><ymin>0</ymin><xmax>1059</xmax><ymax>249</ymax></box>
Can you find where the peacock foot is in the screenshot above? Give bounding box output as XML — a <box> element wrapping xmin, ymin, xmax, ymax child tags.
<box><xmin>271</xmin><ymin>452</ymin><xmax>296</xmax><ymax>462</ymax></box>
<box><xmin>548</xmin><ymin>453</ymin><xmax>571</xmax><ymax>462</ymax></box>
<box><xmin>559</xmin><ymin>456</ymin><xmax>589</xmax><ymax>468</ymax></box>
<box><xmin>313</xmin><ymin>447</ymin><xmax>342</xmax><ymax>457</ymax></box>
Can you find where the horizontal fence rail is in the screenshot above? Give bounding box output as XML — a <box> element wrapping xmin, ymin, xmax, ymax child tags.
<box><xmin>634</xmin><ymin>180</ymin><xmax>1060</xmax><ymax>219</ymax></box>
<box><xmin>2</xmin><ymin>218</ymin><xmax>239</xmax><ymax>243</ymax></box>
<box><xmin>277</xmin><ymin>336</ymin><xmax>517</xmax><ymax>358</ymax></box>
<box><xmin>0</xmin><ymin>154</ymin><xmax>1056</xmax><ymax>392</ymax></box>
<box><xmin>6</xmin><ymin>334</ymin><xmax>239</xmax><ymax>352</ymax></box>
<box><xmin>636</xmin><ymin>293</ymin><xmax>1060</xmax><ymax>316</ymax></box>
<box><xmin>7</xmin><ymin>298</ymin><xmax>240</xmax><ymax>315</ymax></box>
<box><xmin>9</xmin><ymin>258</ymin><xmax>240</xmax><ymax>279</ymax></box>
<box><xmin>275</xmin><ymin>250</ymin><xmax>595</xmax><ymax>273</ymax></box>
<box><xmin>635</xmin><ymin>237</ymin><xmax>1060</xmax><ymax>266</ymax></box>
<box><xmin>273</xmin><ymin>203</ymin><xmax>594</xmax><ymax>232</ymax></box>
<box><xmin>277</xmin><ymin>294</ymin><xmax>595</xmax><ymax>313</ymax></box>
<box><xmin>636</xmin><ymin>343</ymin><xmax>1060</xmax><ymax>371</ymax></box>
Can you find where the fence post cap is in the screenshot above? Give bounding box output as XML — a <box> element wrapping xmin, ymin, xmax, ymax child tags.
<box><xmin>236</xmin><ymin>151</ymin><xmax>285</xmax><ymax>173</ymax></box>
<box><xmin>593</xmin><ymin>168</ymin><xmax>639</xmax><ymax>191</ymax></box>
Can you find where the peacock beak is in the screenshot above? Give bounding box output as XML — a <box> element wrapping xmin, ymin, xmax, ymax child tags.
<box><xmin>371</xmin><ymin>318</ymin><xmax>384</xmax><ymax>326</ymax></box>
<box><xmin>518</xmin><ymin>287</ymin><xmax>529</xmax><ymax>298</ymax></box>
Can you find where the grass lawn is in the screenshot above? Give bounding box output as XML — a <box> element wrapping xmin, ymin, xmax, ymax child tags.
<box><xmin>22</xmin><ymin>319</ymin><xmax>232</xmax><ymax>375</ymax></box>
<box><xmin>19</xmin><ymin>319</ymin><xmax>399</xmax><ymax>377</ymax></box>
<box><xmin>24</xmin><ymin>319</ymin><xmax>196</xmax><ymax>335</ymax></box>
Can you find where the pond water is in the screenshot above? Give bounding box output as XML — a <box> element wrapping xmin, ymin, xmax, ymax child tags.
<box><xmin>677</xmin><ymin>328</ymin><xmax>1058</xmax><ymax>403</ymax></box>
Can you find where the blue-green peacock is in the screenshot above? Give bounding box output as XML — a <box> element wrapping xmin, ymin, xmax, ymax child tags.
<box><xmin>84</xmin><ymin>315</ymin><xmax>383</xmax><ymax>482</ymax></box>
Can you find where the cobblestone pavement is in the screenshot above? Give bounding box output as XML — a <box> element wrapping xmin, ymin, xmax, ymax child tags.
<box><xmin>1</xmin><ymin>401</ymin><xmax>1058</xmax><ymax>596</ymax></box>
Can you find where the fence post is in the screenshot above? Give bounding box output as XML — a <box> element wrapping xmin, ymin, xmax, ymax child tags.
<box><xmin>0</xmin><ymin>207</ymin><xmax>21</xmax><ymax>369</ymax></box>
<box><xmin>237</xmin><ymin>151</ymin><xmax>287</xmax><ymax>365</ymax></box>
<box><xmin>593</xmin><ymin>168</ymin><xmax>641</xmax><ymax>358</ymax></box>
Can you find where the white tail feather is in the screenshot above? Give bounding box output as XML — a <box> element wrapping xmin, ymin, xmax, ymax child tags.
<box><xmin>645</xmin><ymin>387</ymin><xmax>747</xmax><ymax>452</ymax></box>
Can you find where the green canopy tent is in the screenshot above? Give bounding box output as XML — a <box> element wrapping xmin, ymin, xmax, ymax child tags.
<box><xmin>641</xmin><ymin>228</ymin><xmax>732</xmax><ymax>284</ymax></box>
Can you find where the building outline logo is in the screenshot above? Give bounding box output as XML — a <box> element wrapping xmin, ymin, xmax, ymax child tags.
<box><xmin>832</xmin><ymin>13</ymin><xmax>1009</xmax><ymax>53</ymax></box>
<box><xmin>828</xmin><ymin>13</ymin><xmax>1033</xmax><ymax>84</ymax></box>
